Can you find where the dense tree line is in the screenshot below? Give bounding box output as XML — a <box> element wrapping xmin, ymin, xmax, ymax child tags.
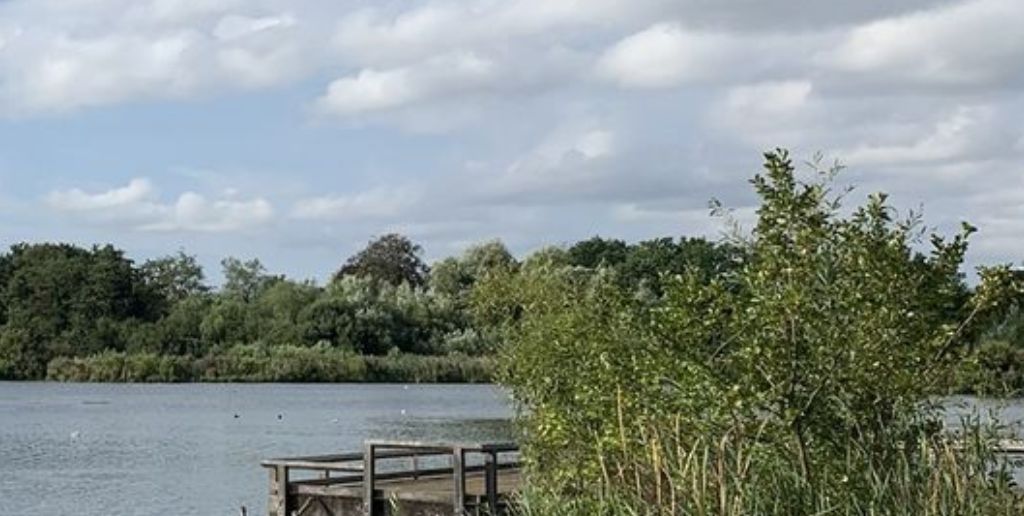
<box><xmin>1</xmin><ymin>218</ymin><xmax>1021</xmax><ymax>388</ymax></box>
<box><xmin>0</xmin><ymin>232</ymin><xmax>741</xmax><ymax>382</ymax></box>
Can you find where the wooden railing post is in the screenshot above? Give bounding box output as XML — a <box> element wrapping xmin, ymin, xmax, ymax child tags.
<box><xmin>268</xmin><ymin>465</ymin><xmax>288</xmax><ymax>516</ymax></box>
<box><xmin>364</xmin><ymin>443</ymin><xmax>377</xmax><ymax>516</ymax></box>
<box><xmin>484</xmin><ymin>450</ymin><xmax>499</xmax><ymax>514</ymax></box>
<box><xmin>452</xmin><ymin>447</ymin><xmax>466</xmax><ymax>515</ymax></box>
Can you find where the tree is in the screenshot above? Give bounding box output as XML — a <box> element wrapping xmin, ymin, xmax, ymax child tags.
<box><xmin>429</xmin><ymin>240</ymin><xmax>516</xmax><ymax>299</ymax></box>
<box><xmin>462</xmin><ymin>240</ymin><xmax>516</xmax><ymax>278</ymax></box>
<box><xmin>520</xmin><ymin>246</ymin><xmax>569</xmax><ymax>271</ymax></box>
<box><xmin>140</xmin><ymin>251</ymin><xmax>209</xmax><ymax>306</ymax></box>
<box><xmin>617</xmin><ymin>237</ymin><xmax>742</xmax><ymax>294</ymax></box>
<box><xmin>153</xmin><ymin>296</ymin><xmax>211</xmax><ymax>356</ymax></box>
<box><xmin>482</xmin><ymin>150</ymin><xmax>1021</xmax><ymax>508</ymax></box>
<box><xmin>221</xmin><ymin>257</ymin><xmax>281</xmax><ymax>302</ymax></box>
<box><xmin>429</xmin><ymin>257</ymin><xmax>466</xmax><ymax>299</ymax></box>
<box><xmin>254</xmin><ymin>279</ymin><xmax>321</xmax><ymax>346</ymax></box>
<box><xmin>334</xmin><ymin>234</ymin><xmax>429</xmax><ymax>287</ymax></box>
<box><xmin>567</xmin><ymin>236</ymin><xmax>628</xmax><ymax>269</ymax></box>
<box><xmin>0</xmin><ymin>243</ymin><xmax>157</xmax><ymax>377</ymax></box>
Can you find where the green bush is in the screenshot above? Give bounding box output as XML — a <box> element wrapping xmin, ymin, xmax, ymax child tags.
<box><xmin>482</xmin><ymin>150</ymin><xmax>1023</xmax><ymax>513</ymax></box>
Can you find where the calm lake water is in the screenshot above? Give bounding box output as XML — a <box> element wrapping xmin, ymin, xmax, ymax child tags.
<box><xmin>3</xmin><ymin>385</ymin><xmax>1023</xmax><ymax>516</ymax></box>
<box><xmin>0</xmin><ymin>382</ymin><xmax>514</xmax><ymax>516</ymax></box>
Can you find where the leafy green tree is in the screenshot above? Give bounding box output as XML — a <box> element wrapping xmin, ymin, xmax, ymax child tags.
<box><xmin>298</xmin><ymin>276</ymin><xmax>457</xmax><ymax>355</ymax></box>
<box><xmin>0</xmin><ymin>327</ymin><xmax>45</xmax><ymax>379</ymax></box>
<box><xmin>617</xmin><ymin>237</ymin><xmax>741</xmax><ymax>294</ymax></box>
<box><xmin>297</xmin><ymin>282</ymin><xmax>400</xmax><ymax>355</ymax></box>
<box><xmin>567</xmin><ymin>236</ymin><xmax>628</xmax><ymax>268</ymax></box>
<box><xmin>154</xmin><ymin>296</ymin><xmax>211</xmax><ymax>356</ymax></box>
<box><xmin>429</xmin><ymin>240</ymin><xmax>516</xmax><ymax>300</ymax></box>
<box><xmin>254</xmin><ymin>279</ymin><xmax>321</xmax><ymax>346</ymax></box>
<box><xmin>520</xmin><ymin>246</ymin><xmax>569</xmax><ymax>271</ymax></box>
<box><xmin>220</xmin><ymin>257</ymin><xmax>281</xmax><ymax>301</ymax></box>
<box><xmin>463</xmin><ymin>240</ymin><xmax>517</xmax><ymax>277</ymax></box>
<box><xmin>0</xmin><ymin>243</ymin><xmax>158</xmax><ymax>377</ymax></box>
<box><xmin>140</xmin><ymin>251</ymin><xmax>209</xmax><ymax>306</ymax></box>
<box><xmin>200</xmin><ymin>297</ymin><xmax>255</xmax><ymax>348</ymax></box>
<box><xmin>482</xmin><ymin>150</ymin><xmax>1021</xmax><ymax>507</ymax></box>
<box><xmin>334</xmin><ymin>233</ymin><xmax>429</xmax><ymax>287</ymax></box>
<box><xmin>428</xmin><ymin>256</ymin><xmax>467</xmax><ymax>300</ymax></box>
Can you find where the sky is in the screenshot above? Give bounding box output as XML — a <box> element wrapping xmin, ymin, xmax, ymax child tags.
<box><xmin>0</xmin><ymin>0</ymin><xmax>1021</xmax><ymax>283</ymax></box>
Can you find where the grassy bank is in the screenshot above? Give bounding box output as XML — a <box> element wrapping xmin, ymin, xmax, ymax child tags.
<box><xmin>45</xmin><ymin>344</ymin><xmax>495</xmax><ymax>383</ymax></box>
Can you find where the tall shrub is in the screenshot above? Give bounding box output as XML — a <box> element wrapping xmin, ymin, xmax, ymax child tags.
<box><xmin>483</xmin><ymin>150</ymin><xmax>1021</xmax><ymax>512</ymax></box>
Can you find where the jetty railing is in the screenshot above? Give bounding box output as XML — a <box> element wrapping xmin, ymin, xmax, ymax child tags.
<box><xmin>261</xmin><ymin>440</ymin><xmax>520</xmax><ymax>516</ymax></box>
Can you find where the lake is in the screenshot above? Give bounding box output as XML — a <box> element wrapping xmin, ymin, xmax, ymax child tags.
<box><xmin>0</xmin><ymin>382</ymin><xmax>514</xmax><ymax>516</ymax></box>
<box><xmin>3</xmin><ymin>384</ymin><xmax>1023</xmax><ymax>516</ymax></box>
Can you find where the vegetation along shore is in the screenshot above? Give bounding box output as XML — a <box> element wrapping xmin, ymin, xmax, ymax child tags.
<box><xmin>495</xmin><ymin>151</ymin><xmax>1024</xmax><ymax>514</ymax></box>
<box><xmin>5</xmin><ymin>150</ymin><xmax>1024</xmax><ymax>514</ymax></box>
<box><xmin>0</xmin><ymin>150</ymin><xmax>1021</xmax><ymax>397</ymax></box>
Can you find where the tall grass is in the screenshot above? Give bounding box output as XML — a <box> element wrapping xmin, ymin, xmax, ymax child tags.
<box><xmin>45</xmin><ymin>345</ymin><xmax>495</xmax><ymax>383</ymax></box>
<box><xmin>512</xmin><ymin>417</ymin><xmax>1023</xmax><ymax>516</ymax></box>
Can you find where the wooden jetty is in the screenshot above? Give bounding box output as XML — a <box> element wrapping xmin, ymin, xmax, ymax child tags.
<box><xmin>262</xmin><ymin>440</ymin><xmax>521</xmax><ymax>516</ymax></box>
<box><xmin>259</xmin><ymin>437</ymin><xmax>1024</xmax><ymax>515</ymax></box>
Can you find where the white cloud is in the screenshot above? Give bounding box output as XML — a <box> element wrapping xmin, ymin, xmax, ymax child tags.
<box><xmin>143</xmin><ymin>192</ymin><xmax>274</xmax><ymax>232</ymax></box>
<box><xmin>213</xmin><ymin>14</ymin><xmax>296</xmax><ymax>41</ymax></box>
<box><xmin>596</xmin><ymin>23</ymin><xmax>736</xmax><ymax>88</ymax></box>
<box><xmin>490</xmin><ymin>125</ymin><xmax>619</xmax><ymax>197</ymax></box>
<box><xmin>46</xmin><ymin>178</ymin><xmax>156</xmax><ymax>211</ymax></box>
<box><xmin>316</xmin><ymin>53</ymin><xmax>498</xmax><ymax>116</ymax></box>
<box><xmin>0</xmin><ymin>1</ymin><xmax>309</xmax><ymax>114</ymax></box>
<box><xmin>125</xmin><ymin>0</ymin><xmax>245</xmax><ymax>26</ymax></box>
<box><xmin>724</xmin><ymin>80</ymin><xmax>813</xmax><ymax>116</ymax></box>
<box><xmin>330</xmin><ymin>0</ymin><xmax>641</xmax><ymax>66</ymax></box>
<box><xmin>46</xmin><ymin>179</ymin><xmax>273</xmax><ymax>233</ymax></box>
<box><xmin>842</xmin><ymin>106</ymin><xmax>996</xmax><ymax>166</ymax></box>
<box><xmin>327</xmin><ymin>0</ymin><xmax>945</xmax><ymax>69</ymax></box>
<box><xmin>291</xmin><ymin>187</ymin><xmax>420</xmax><ymax>221</ymax></box>
<box><xmin>12</xmin><ymin>31</ymin><xmax>204</xmax><ymax>112</ymax></box>
<box><xmin>710</xmin><ymin>80</ymin><xmax>817</xmax><ymax>147</ymax></box>
<box><xmin>313</xmin><ymin>44</ymin><xmax>589</xmax><ymax>123</ymax></box>
<box><xmin>824</xmin><ymin>0</ymin><xmax>1024</xmax><ymax>89</ymax></box>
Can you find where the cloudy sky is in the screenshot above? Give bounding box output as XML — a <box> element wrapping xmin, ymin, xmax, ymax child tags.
<box><xmin>0</xmin><ymin>0</ymin><xmax>1021</xmax><ymax>282</ymax></box>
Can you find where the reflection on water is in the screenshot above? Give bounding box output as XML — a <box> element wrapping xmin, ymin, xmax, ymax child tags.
<box><xmin>0</xmin><ymin>382</ymin><xmax>513</xmax><ymax>516</ymax></box>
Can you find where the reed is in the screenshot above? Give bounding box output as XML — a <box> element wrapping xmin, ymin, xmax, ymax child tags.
<box><xmin>512</xmin><ymin>419</ymin><xmax>1023</xmax><ymax>516</ymax></box>
<box><xmin>45</xmin><ymin>345</ymin><xmax>495</xmax><ymax>383</ymax></box>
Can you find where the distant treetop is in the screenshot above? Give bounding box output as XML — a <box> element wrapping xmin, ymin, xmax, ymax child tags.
<box><xmin>334</xmin><ymin>233</ymin><xmax>429</xmax><ymax>288</ymax></box>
